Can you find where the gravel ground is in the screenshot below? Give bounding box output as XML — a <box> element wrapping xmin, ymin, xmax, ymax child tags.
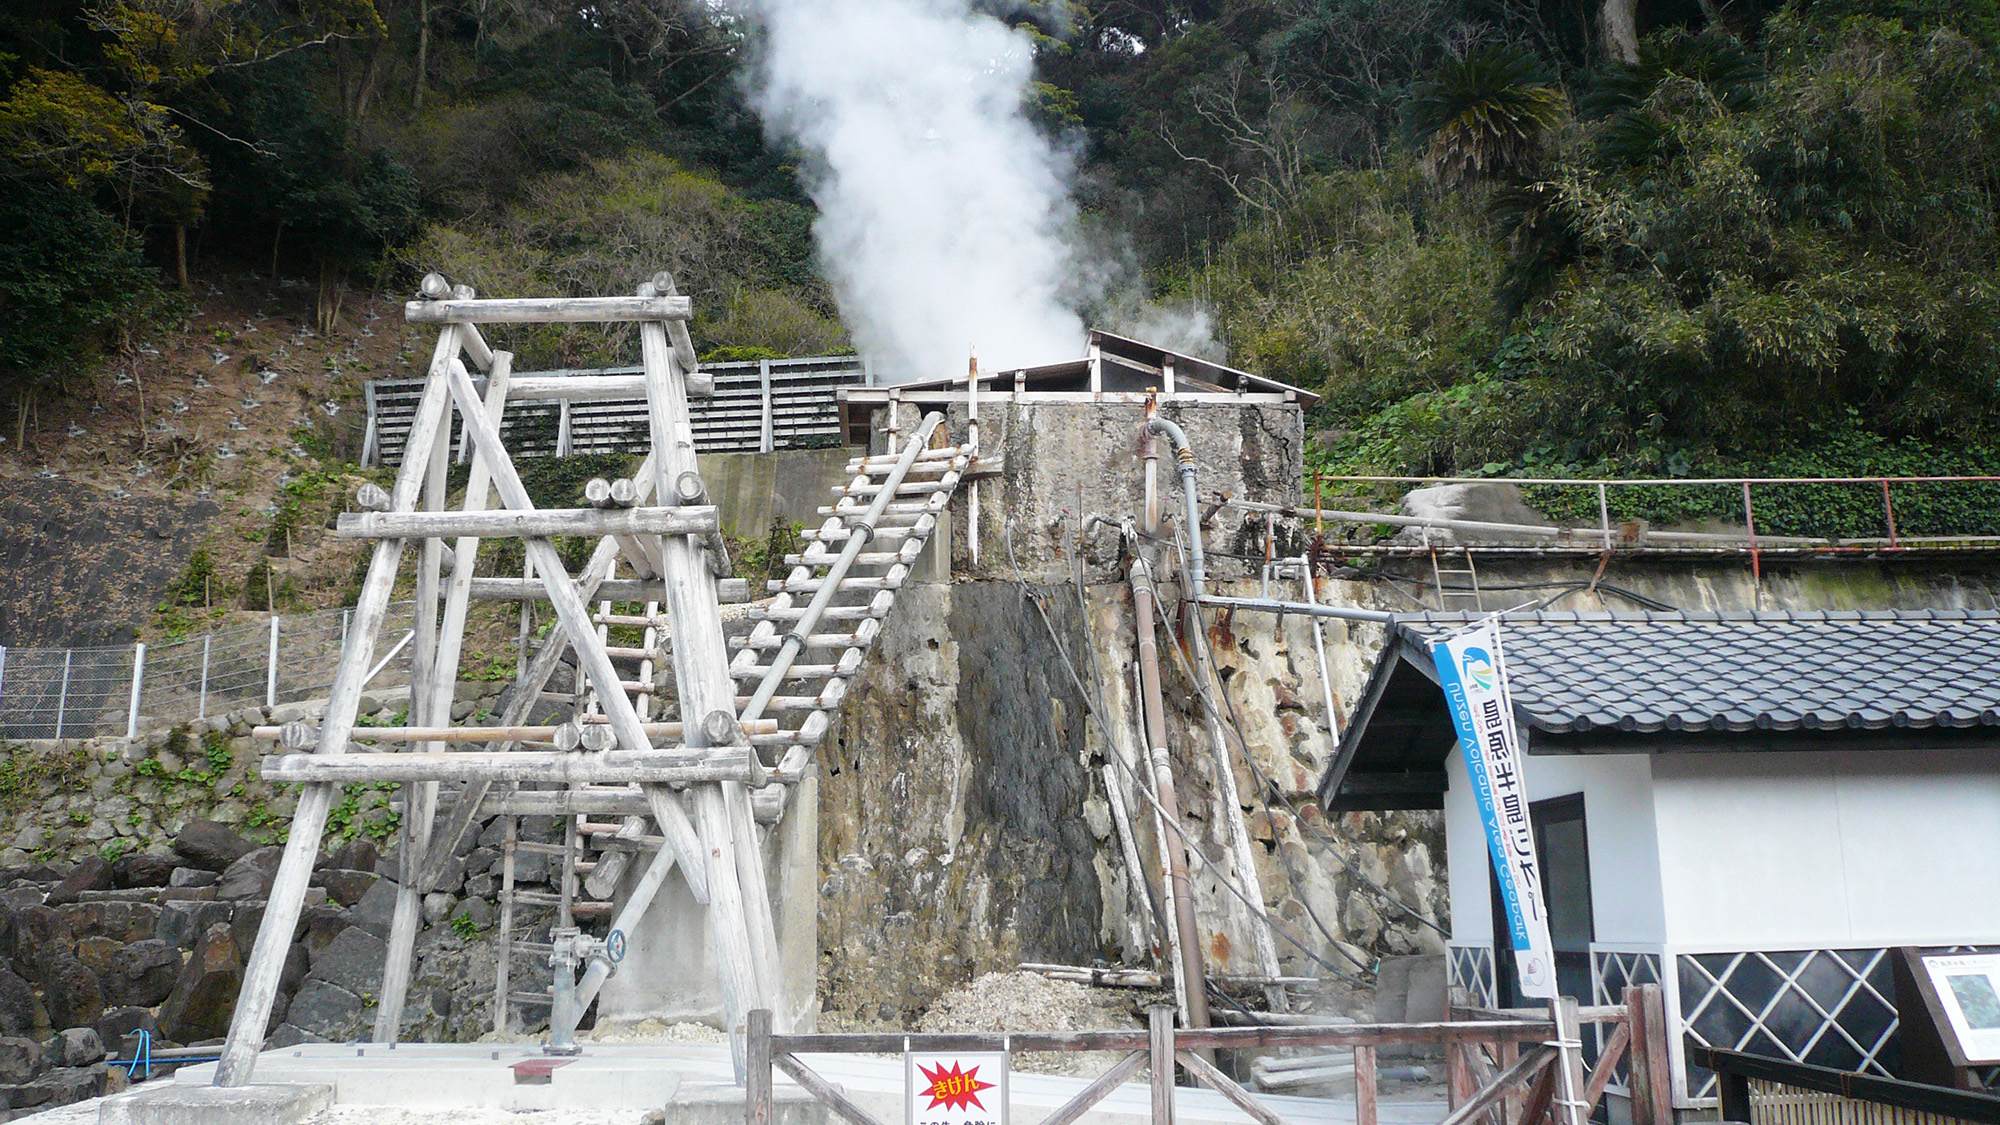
<box><xmin>917</xmin><ymin>971</ymin><xmax>1144</xmax><ymax>1076</ymax></box>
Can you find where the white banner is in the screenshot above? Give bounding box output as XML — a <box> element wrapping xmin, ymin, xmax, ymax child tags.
<box><xmin>1431</xmin><ymin>621</ymin><xmax>1557</xmax><ymax>999</ymax></box>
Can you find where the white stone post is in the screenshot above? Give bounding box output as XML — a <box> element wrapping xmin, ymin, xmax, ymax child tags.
<box><xmin>125</xmin><ymin>642</ymin><xmax>146</xmax><ymax>739</ymax></box>
<box><xmin>265</xmin><ymin>616</ymin><xmax>280</xmax><ymax>708</ymax></box>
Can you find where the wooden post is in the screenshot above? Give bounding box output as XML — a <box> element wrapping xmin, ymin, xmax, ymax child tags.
<box><xmin>1149</xmin><ymin>1005</ymin><xmax>1176</xmax><ymax>1125</ymax></box>
<box><xmin>636</xmin><ymin>277</ymin><xmax>775</xmax><ymax>1055</ymax></box>
<box><xmin>376</xmin><ymin>350</ymin><xmax>515</xmax><ymax>1042</ymax></box>
<box><xmin>214</xmin><ymin>323</ymin><xmax>462</xmax><ymax>1087</ymax></box>
<box><xmin>747</xmin><ymin>1008</ymin><xmax>773</xmax><ymax>1125</ymax></box>
<box><xmin>1354</xmin><ymin>1044</ymin><xmax>1378</xmax><ymax>1125</ymax></box>
<box><xmin>1625</xmin><ymin>984</ymin><xmax>1674</xmax><ymax>1125</ymax></box>
<box><xmin>1716</xmin><ymin>1063</ymin><xmax>1752</xmax><ymax>1124</ymax></box>
<box><xmin>1551</xmin><ymin>997</ymin><xmax>1589</xmax><ymax>1125</ymax></box>
<box><xmin>1449</xmin><ymin>1040</ymin><xmax>1474</xmax><ymax>1109</ymax></box>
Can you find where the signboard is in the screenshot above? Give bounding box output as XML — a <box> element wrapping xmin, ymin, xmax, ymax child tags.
<box><xmin>1919</xmin><ymin>952</ymin><xmax>2000</xmax><ymax>1064</ymax></box>
<box><xmin>908</xmin><ymin>1050</ymin><xmax>1007</xmax><ymax>1125</ymax></box>
<box><xmin>1431</xmin><ymin>621</ymin><xmax>1557</xmax><ymax>999</ymax></box>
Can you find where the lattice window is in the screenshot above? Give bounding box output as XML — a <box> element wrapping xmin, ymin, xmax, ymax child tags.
<box><xmin>1678</xmin><ymin>949</ymin><xmax>1900</xmax><ymax>1100</ymax></box>
<box><xmin>1451</xmin><ymin>945</ymin><xmax>1496</xmax><ymax>1008</ymax></box>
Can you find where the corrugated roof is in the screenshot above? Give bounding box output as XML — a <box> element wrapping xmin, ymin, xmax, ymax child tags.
<box><xmin>1317</xmin><ymin>609</ymin><xmax>2000</xmax><ymax>811</ymax></box>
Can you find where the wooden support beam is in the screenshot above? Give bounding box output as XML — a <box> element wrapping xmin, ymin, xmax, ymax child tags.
<box><xmin>262</xmin><ymin>748</ymin><xmax>756</xmax><ymax>784</ymax></box>
<box><xmin>337</xmin><ymin>506</ymin><xmax>718</xmax><ymax>540</ymax></box>
<box><xmin>466</xmin><ymin>576</ymin><xmax>751</xmax><ymax>603</ymax></box>
<box><xmin>1436</xmin><ymin>1047</ymin><xmax>1558</xmax><ymax>1125</ymax></box>
<box><xmin>258</xmin><ymin>719</ymin><xmax>777</xmax><ymax>744</ymax></box>
<box><xmin>215</xmin><ymin>323</ymin><xmax>464</xmax><ymax>1088</ymax></box>
<box><xmin>406</xmin><ymin>295</ymin><xmax>692</xmax><ymax>324</ymax></box>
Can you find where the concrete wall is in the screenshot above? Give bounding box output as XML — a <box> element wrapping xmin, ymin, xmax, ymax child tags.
<box><xmin>697</xmin><ymin>447</ymin><xmax>856</xmax><ymax>539</ymax></box>
<box><xmin>873</xmin><ymin>398</ymin><xmax>1305</xmax><ymax>584</ymax></box>
<box><xmin>1651</xmin><ymin>748</ymin><xmax>2000</xmax><ymax>947</ymax></box>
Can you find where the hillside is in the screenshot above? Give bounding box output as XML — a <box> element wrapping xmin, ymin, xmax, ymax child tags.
<box><xmin>0</xmin><ymin>280</ymin><xmax>410</xmax><ymax>646</ymax></box>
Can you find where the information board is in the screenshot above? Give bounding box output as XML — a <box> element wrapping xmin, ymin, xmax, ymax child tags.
<box><xmin>908</xmin><ymin>1050</ymin><xmax>1007</xmax><ymax>1125</ymax></box>
<box><xmin>1919</xmin><ymin>952</ymin><xmax>2000</xmax><ymax>1065</ymax></box>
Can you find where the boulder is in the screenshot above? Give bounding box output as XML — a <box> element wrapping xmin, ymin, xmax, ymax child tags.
<box><xmin>215</xmin><ymin>846</ymin><xmax>284</xmax><ymax>900</ymax></box>
<box><xmin>168</xmin><ymin>868</ymin><xmax>218</xmax><ymax>889</ymax></box>
<box><xmin>39</xmin><ymin>957</ymin><xmax>104</xmax><ymax>1030</ymax></box>
<box><xmin>104</xmin><ymin>940</ymin><xmax>179</xmax><ymax>1008</ymax></box>
<box><xmin>157</xmin><ymin>899</ymin><xmax>233</xmax><ymax>949</ymax></box>
<box><xmin>172</xmin><ymin>821</ymin><xmax>255</xmax><ymax>872</ymax></box>
<box><xmin>281</xmin><ymin>943</ymin><xmax>309</xmax><ymax>995</ymax></box>
<box><xmin>1392</xmin><ymin>482</ymin><xmax>1554</xmax><ymax>546</ymax></box>
<box><xmin>24</xmin><ymin>1065</ymin><xmax>99</xmax><ymax>1106</ymax></box>
<box><xmin>96</xmin><ymin>1007</ymin><xmax>155</xmax><ymax>1056</ymax></box>
<box><xmin>75</xmin><ymin>935</ymin><xmax>123</xmax><ymax>977</ymax></box>
<box><xmin>304</xmin><ymin>927</ymin><xmax>386</xmax><ymax>996</ymax></box>
<box><xmin>11</xmin><ymin>907</ymin><xmax>71</xmax><ymax>976</ymax></box>
<box><xmin>157</xmin><ymin>923</ymin><xmax>242</xmax><ymax>1044</ymax></box>
<box><xmin>0</xmin><ymin>970</ymin><xmax>38</xmax><ymax>1036</ymax></box>
<box><xmin>263</xmin><ymin>1022</ymin><xmax>324</xmax><ymax>1049</ymax></box>
<box><xmin>0</xmin><ymin>1081</ymin><xmax>51</xmax><ymax>1110</ymax></box>
<box><xmin>0</xmin><ymin>1037</ymin><xmax>41</xmax><ymax>1084</ymax></box>
<box><xmin>346</xmin><ymin>878</ymin><xmax>398</xmax><ymax>938</ymax></box>
<box><xmin>301</xmin><ymin>905</ymin><xmax>347</xmax><ymax>962</ymax></box>
<box><xmin>48</xmin><ymin>1027</ymin><xmax>102</xmax><ymax>1068</ymax></box>
<box><xmin>58</xmin><ymin>900</ymin><xmax>160</xmax><ymax>945</ymax></box>
<box><xmin>449</xmin><ymin>897</ymin><xmax>496</xmax><ymax>931</ymax></box>
<box><xmin>327</xmin><ymin>839</ymin><xmax>379</xmax><ymax>874</ymax></box>
<box><xmin>111</xmin><ymin>853</ymin><xmax>181</xmax><ymax>889</ymax></box>
<box><xmin>43</xmin><ymin>857</ymin><xmax>113</xmax><ymax>907</ymax></box>
<box><xmin>318</xmin><ymin>870</ymin><xmax>377</xmax><ymax>908</ymax></box>
<box><xmin>283</xmin><ymin>979</ymin><xmax>365</xmax><ymax>1041</ymax></box>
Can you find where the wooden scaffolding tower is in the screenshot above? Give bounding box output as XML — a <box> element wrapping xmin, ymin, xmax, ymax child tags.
<box><xmin>214</xmin><ymin>272</ymin><xmax>971</xmax><ymax>1085</ymax></box>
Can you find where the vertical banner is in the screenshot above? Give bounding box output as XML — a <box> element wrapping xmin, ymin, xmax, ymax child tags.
<box><xmin>908</xmin><ymin>1049</ymin><xmax>1007</xmax><ymax>1125</ymax></box>
<box><xmin>1431</xmin><ymin>621</ymin><xmax>1557</xmax><ymax>999</ymax></box>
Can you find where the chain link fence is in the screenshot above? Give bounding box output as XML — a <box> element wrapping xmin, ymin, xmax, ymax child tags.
<box><xmin>0</xmin><ymin>602</ymin><xmax>416</xmax><ymax>740</ymax></box>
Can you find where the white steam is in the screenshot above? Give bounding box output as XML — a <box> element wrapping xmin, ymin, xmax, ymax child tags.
<box><xmin>739</xmin><ymin>0</ymin><xmax>1087</xmax><ymax>380</ymax></box>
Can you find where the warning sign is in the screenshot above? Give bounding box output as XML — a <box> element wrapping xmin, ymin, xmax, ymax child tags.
<box><xmin>907</xmin><ymin>1051</ymin><xmax>1007</xmax><ymax>1125</ymax></box>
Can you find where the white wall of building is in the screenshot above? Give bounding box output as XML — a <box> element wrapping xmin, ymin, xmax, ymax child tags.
<box><xmin>1651</xmin><ymin>747</ymin><xmax>2000</xmax><ymax>947</ymax></box>
<box><xmin>1444</xmin><ymin>750</ymin><xmax>1665</xmax><ymax>946</ymax></box>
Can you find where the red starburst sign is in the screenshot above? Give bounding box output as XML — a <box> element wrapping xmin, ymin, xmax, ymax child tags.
<box><xmin>908</xmin><ymin>1050</ymin><xmax>1008</xmax><ymax>1125</ymax></box>
<box><xmin>918</xmin><ymin>1061</ymin><xmax>994</xmax><ymax>1111</ymax></box>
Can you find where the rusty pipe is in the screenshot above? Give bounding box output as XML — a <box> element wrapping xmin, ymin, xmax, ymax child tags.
<box><xmin>1129</xmin><ymin>558</ymin><xmax>1212</xmax><ymax>1031</ymax></box>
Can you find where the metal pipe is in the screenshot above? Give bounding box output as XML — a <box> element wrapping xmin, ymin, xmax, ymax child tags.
<box><xmin>1222</xmin><ymin>498</ymin><xmax>1826</xmax><ymax>548</ymax></box>
<box><xmin>1145</xmin><ymin>416</ymin><xmax>1206</xmax><ymax>598</ymax></box>
<box><xmin>1129</xmin><ymin>558</ymin><xmax>1212</xmax><ymax>1031</ymax></box>
<box><xmin>1201</xmin><ymin>594</ymin><xmax>1399</xmax><ymax>624</ymax></box>
<box><xmin>1295</xmin><ymin>561</ymin><xmax>1344</xmax><ymax>745</ymax></box>
<box><xmin>742</xmin><ymin>412</ymin><xmax>947</xmax><ymax>724</ymax></box>
<box><xmin>1142</xmin><ymin>398</ymin><xmax>1161</xmax><ymax>534</ymax></box>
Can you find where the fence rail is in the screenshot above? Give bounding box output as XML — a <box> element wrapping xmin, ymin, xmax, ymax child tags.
<box><xmin>0</xmin><ymin>603</ymin><xmax>415</xmax><ymax>740</ymax></box>
<box><xmin>1697</xmin><ymin>1046</ymin><xmax>2000</xmax><ymax>1125</ymax></box>
<box><xmin>749</xmin><ymin>986</ymin><xmax>1674</xmax><ymax>1125</ymax></box>
<box><xmin>363</xmin><ymin>355</ymin><xmax>869</xmax><ymax>467</ymax></box>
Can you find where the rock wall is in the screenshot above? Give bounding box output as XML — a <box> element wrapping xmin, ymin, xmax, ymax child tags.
<box><xmin>814</xmin><ymin>574</ymin><xmax>1449</xmax><ymax>1025</ymax></box>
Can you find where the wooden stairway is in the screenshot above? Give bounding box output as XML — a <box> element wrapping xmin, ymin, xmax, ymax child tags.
<box><xmin>490</xmin><ymin>420</ymin><xmax>973</xmax><ymax>1033</ymax></box>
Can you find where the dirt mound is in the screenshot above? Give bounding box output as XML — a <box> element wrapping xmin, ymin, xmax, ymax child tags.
<box><xmin>918</xmin><ymin>971</ymin><xmax>1142</xmax><ymax>1076</ymax></box>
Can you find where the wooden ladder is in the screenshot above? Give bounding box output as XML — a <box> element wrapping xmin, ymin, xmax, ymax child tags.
<box><xmin>1430</xmin><ymin>546</ymin><xmax>1484</xmax><ymax>613</ymax></box>
<box><xmin>727</xmin><ymin>438</ymin><xmax>975</xmax><ymax>766</ymax></box>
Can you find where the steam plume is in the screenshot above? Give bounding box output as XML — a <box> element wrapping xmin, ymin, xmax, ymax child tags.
<box><xmin>738</xmin><ymin>0</ymin><xmax>1086</xmax><ymax>380</ymax></box>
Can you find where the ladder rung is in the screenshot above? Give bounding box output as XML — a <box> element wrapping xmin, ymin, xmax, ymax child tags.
<box><xmin>836</xmin><ymin>480</ymin><xmax>957</xmax><ymax>497</ymax></box>
<box><xmin>603</xmin><ymin>645</ymin><xmax>667</xmax><ymax>661</ymax></box>
<box><xmin>802</xmin><ymin>524</ymin><xmax>918</xmax><ymax>544</ymax></box>
<box><xmin>509</xmin><ymin>991</ymin><xmax>554</xmax><ymax>1004</ymax></box>
<box><xmin>508</xmin><ymin>890</ymin><xmax>566</xmax><ymax>906</ymax></box>
<box><xmin>785</xmin><ymin>550</ymin><xmax>900</xmax><ymax>567</ymax></box>
<box><xmin>731</xmin><ymin>663</ymin><xmax>837</xmax><ymax>681</ymax></box>
<box><xmin>768</xmin><ymin>572</ymin><xmax>905</xmax><ymax>594</ymax></box>
<box><xmin>513</xmin><ymin>841</ymin><xmax>570</xmax><ymax>856</ymax></box>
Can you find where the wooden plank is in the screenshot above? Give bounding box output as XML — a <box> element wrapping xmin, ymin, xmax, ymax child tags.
<box><xmin>772</xmin><ymin>1054</ymin><xmax>889</xmax><ymax>1125</ymax></box>
<box><xmin>467</xmin><ymin>576</ymin><xmax>751</xmax><ymax>602</ymax></box>
<box><xmin>1626</xmin><ymin>986</ymin><xmax>1674</xmax><ymax>1125</ymax></box>
<box><xmin>1515</xmin><ymin>1055</ymin><xmax>1558</xmax><ymax>1125</ymax></box>
<box><xmin>748</xmin><ymin>1009</ymin><xmax>773</xmax><ymax>1125</ymax></box>
<box><xmin>337</xmin><ymin>505</ymin><xmax>718</xmax><ymax>539</ymax></box>
<box><xmin>259</xmin><ymin>719</ymin><xmax>777</xmax><ymax>742</ymax></box>
<box><xmin>1437</xmin><ymin>1048</ymin><xmax>1558</xmax><ymax>1125</ymax></box>
<box><xmin>1354</xmin><ymin>1045</ymin><xmax>1378</xmax><ymax>1125</ymax></box>
<box><xmin>1581</xmin><ymin>1018</ymin><xmax>1630</xmax><ymax>1113</ymax></box>
<box><xmin>214</xmin><ymin>324</ymin><xmax>463</xmax><ymax>1087</ymax></box>
<box><xmin>1150</xmin><ymin>1006</ymin><xmax>1176</xmax><ymax>1125</ymax></box>
<box><xmin>1176</xmin><ymin>1049</ymin><xmax>1288</xmax><ymax>1125</ymax></box>
<box><xmin>406</xmin><ymin>295</ymin><xmax>692</xmax><ymax>323</ymax></box>
<box><xmin>1034</xmin><ymin>1052</ymin><xmax>1147</xmax><ymax>1125</ymax></box>
<box><xmin>262</xmin><ymin>749</ymin><xmax>757</xmax><ymax>784</ymax></box>
<box><xmin>766</xmin><ymin>1020</ymin><xmax>1558</xmax><ymax>1056</ymax></box>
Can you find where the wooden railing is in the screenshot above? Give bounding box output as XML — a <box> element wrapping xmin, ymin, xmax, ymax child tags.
<box><xmin>746</xmin><ymin>985</ymin><xmax>1673</xmax><ymax>1125</ymax></box>
<box><xmin>1696</xmin><ymin>1046</ymin><xmax>2000</xmax><ymax>1125</ymax></box>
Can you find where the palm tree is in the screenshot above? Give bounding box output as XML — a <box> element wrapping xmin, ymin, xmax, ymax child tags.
<box><xmin>1408</xmin><ymin>45</ymin><xmax>1567</xmax><ymax>187</ymax></box>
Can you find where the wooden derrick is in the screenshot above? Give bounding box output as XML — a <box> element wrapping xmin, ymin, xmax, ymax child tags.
<box><xmin>214</xmin><ymin>273</ymin><xmax>969</xmax><ymax>1085</ymax></box>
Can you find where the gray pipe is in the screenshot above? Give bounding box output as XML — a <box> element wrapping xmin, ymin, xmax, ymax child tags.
<box><xmin>1145</xmin><ymin>416</ymin><xmax>1206</xmax><ymax>599</ymax></box>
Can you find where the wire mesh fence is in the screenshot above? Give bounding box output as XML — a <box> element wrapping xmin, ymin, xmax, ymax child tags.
<box><xmin>0</xmin><ymin>602</ymin><xmax>416</xmax><ymax>741</ymax></box>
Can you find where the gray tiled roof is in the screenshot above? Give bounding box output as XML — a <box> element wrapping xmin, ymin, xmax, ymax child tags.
<box><xmin>1390</xmin><ymin>610</ymin><xmax>2000</xmax><ymax>735</ymax></box>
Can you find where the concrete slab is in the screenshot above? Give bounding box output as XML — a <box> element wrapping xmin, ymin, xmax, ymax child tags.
<box><xmin>161</xmin><ymin>1043</ymin><xmax>1445</xmax><ymax>1125</ymax></box>
<box><xmin>97</xmin><ymin>1082</ymin><xmax>333</xmax><ymax>1125</ymax></box>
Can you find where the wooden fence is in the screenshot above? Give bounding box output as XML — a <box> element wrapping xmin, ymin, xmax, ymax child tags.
<box><xmin>747</xmin><ymin>985</ymin><xmax>1673</xmax><ymax>1125</ymax></box>
<box><xmin>1699</xmin><ymin>1046</ymin><xmax>2000</xmax><ymax>1125</ymax></box>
